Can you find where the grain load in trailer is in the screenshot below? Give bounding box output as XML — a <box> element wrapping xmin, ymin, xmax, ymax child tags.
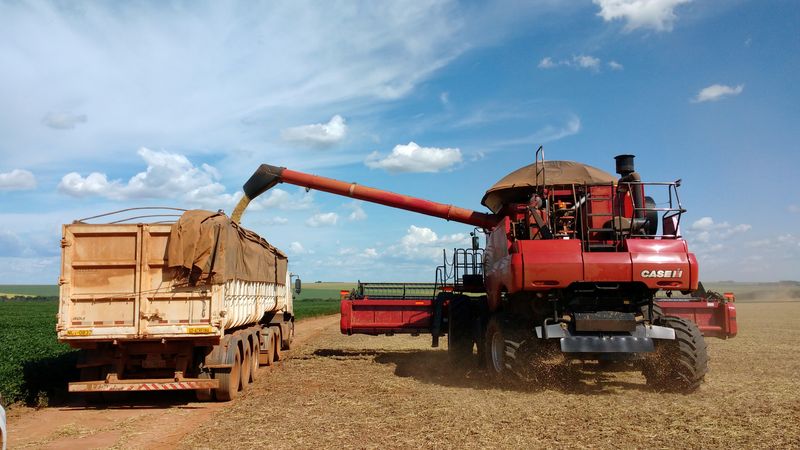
<box><xmin>58</xmin><ymin>208</ymin><xmax>299</xmax><ymax>401</ymax></box>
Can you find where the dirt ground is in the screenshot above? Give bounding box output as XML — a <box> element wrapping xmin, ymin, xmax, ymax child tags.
<box><xmin>8</xmin><ymin>302</ymin><xmax>800</xmax><ymax>449</ymax></box>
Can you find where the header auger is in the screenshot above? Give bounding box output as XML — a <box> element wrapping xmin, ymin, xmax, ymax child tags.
<box><xmin>239</xmin><ymin>151</ymin><xmax>736</xmax><ymax>392</ymax></box>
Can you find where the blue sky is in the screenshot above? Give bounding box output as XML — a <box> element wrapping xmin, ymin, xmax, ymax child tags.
<box><xmin>1</xmin><ymin>0</ymin><xmax>798</xmax><ymax>283</ymax></box>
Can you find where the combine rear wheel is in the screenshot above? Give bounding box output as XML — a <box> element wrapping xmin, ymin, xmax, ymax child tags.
<box><xmin>447</xmin><ymin>294</ymin><xmax>473</xmax><ymax>364</ymax></box>
<box><xmin>643</xmin><ymin>316</ymin><xmax>708</xmax><ymax>392</ymax></box>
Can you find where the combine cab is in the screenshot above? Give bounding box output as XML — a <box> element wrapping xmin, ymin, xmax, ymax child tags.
<box><xmin>239</xmin><ymin>149</ymin><xmax>737</xmax><ymax>391</ymax></box>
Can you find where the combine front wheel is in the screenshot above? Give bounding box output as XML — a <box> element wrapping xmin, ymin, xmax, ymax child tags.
<box><xmin>447</xmin><ymin>294</ymin><xmax>473</xmax><ymax>364</ymax></box>
<box><xmin>484</xmin><ymin>314</ymin><xmax>523</xmax><ymax>381</ymax></box>
<box><xmin>643</xmin><ymin>316</ymin><xmax>708</xmax><ymax>392</ymax></box>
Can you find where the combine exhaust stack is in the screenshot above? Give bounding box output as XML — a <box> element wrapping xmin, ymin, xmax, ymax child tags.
<box><xmin>233</xmin><ymin>164</ymin><xmax>500</xmax><ymax>229</ymax></box>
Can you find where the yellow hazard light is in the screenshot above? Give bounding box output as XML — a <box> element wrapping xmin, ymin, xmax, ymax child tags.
<box><xmin>66</xmin><ymin>329</ymin><xmax>92</xmax><ymax>336</ymax></box>
<box><xmin>187</xmin><ymin>326</ymin><xmax>214</xmax><ymax>334</ymax></box>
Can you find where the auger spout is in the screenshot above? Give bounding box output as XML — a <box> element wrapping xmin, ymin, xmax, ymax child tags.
<box><xmin>232</xmin><ymin>164</ymin><xmax>500</xmax><ymax>229</ymax></box>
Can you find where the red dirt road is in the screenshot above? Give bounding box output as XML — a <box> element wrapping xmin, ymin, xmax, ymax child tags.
<box><xmin>6</xmin><ymin>314</ymin><xmax>338</xmax><ymax>450</ymax></box>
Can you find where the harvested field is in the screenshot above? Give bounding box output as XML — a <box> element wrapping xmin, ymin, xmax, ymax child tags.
<box><xmin>181</xmin><ymin>302</ymin><xmax>800</xmax><ymax>449</ymax></box>
<box><xmin>7</xmin><ymin>302</ymin><xmax>799</xmax><ymax>449</ymax></box>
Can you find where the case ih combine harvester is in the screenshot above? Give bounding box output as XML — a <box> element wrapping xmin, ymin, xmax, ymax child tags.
<box><xmin>242</xmin><ymin>151</ymin><xmax>737</xmax><ymax>391</ymax></box>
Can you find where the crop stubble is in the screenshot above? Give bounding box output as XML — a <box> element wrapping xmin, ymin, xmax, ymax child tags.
<box><xmin>181</xmin><ymin>302</ymin><xmax>800</xmax><ymax>449</ymax></box>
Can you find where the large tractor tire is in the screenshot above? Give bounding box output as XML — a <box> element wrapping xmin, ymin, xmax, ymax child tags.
<box><xmin>484</xmin><ymin>313</ymin><xmax>526</xmax><ymax>382</ymax></box>
<box><xmin>447</xmin><ymin>294</ymin><xmax>473</xmax><ymax>364</ymax></box>
<box><xmin>643</xmin><ymin>316</ymin><xmax>708</xmax><ymax>392</ymax></box>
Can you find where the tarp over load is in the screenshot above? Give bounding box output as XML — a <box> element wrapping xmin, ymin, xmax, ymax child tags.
<box><xmin>481</xmin><ymin>160</ymin><xmax>617</xmax><ymax>214</ymax></box>
<box><xmin>167</xmin><ymin>210</ymin><xmax>287</xmax><ymax>285</ymax></box>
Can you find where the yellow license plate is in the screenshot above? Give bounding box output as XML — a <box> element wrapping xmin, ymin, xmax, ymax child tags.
<box><xmin>66</xmin><ymin>329</ymin><xmax>92</xmax><ymax>336</ymax></box>
<box><xmin>187</xmin><ymin>326</ymin><xmax>214</xmax><ymax>334</ymax></box>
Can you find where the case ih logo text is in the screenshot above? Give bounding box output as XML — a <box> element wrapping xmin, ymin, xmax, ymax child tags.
<box><xmin>640</xmin><ymin>269</ymin><xmax>683</xmax><ymax>278</ymax></box>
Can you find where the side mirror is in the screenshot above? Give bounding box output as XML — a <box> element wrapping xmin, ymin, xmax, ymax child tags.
<box><xmin>294</xmin><ymin>278</ymin><xmax>302</xmax><ymax>295</ymax></box>
<box><xmin>471</xmin><ymin>234</ymin><xmax>480</xmax><ymax>251</ymax></box>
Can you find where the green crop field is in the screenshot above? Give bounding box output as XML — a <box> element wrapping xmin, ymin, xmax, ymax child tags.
<box><xmin>0</xmin><ymin>284</ymin><xmax>59</xmax><ymax>297</ymax></box>
<box><xmin>0</xmin><ymin>299</ymin><xmax>77</xmax><ymax>405</ymax></box>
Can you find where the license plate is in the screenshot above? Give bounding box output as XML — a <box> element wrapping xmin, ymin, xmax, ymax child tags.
<box><xmin>66</xmin><ymin>329</ymin><xmax>92</xmax><ymax>336</ymax></box>
<box><xmin>187</xmin><ymin>326</ymin><xmax>214</xmax><ymax>334</ymax></box>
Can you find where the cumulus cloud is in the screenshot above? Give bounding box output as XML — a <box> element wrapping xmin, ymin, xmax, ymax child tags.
<box><xmin>306</xmin><ymin>212</ymin><xmax>339</xmax><ymax>227</ymax></box>
<box><xmin>393</xmin><ymin>225</ymin><xmax>469</xmax><ymax>260</ymax></box>
<box><xmin>608</xmin><ymin>60</ymin><xmax>624</xmax><ymax>70</ymax></box>
<box><xmin>692</xmin><ymin>84</ymin><xmax>745</xmax><ymax>103</ymax></box>
<box><xmin>0</xmin><ymin>169</ymin><xmax>36</xmax><ymax>191</ymax></box>
<box><xmin>58</xmin><ymin>147</ymin><xmax>237</xmax><ymax>208</ymax></box>
<box><xmin>365</xmin><ymin>142</ymin><xmax>462</xmax><ymax>173</ymax></box>
<box><xmin>344</xmin><ymin>201</ymin><xmax>367</xmax><ymax>221</ymax></box>
<box><xmin>41</xmin><ymin>111</ymin><xmax>87</xmax><ymax>130</ymax></box>
<box><xmin>594</xmin><ymin>0</ymin><xmax>692</xmax><ymax>32</ymax></box>
<box><xmin>253</xmin><ymin>188</ymin><xmax>314</xmax><ymax>211</ymax></box>
<box><xmin>289</xmin><ymin>242</ymin><xmax>307</xmax><ymax>254</ymax></box>
<box><xmin>538</xmin><ymin>55</ymin><xmax>606</xmax><ymax>72</ymax></box>
<box><xmin>281</xmin><ymin>115</ymin><xmax>348</xmax><ymax>147</ymax></box>
<box><xmin>690</xmin><ymin>216</ymin><xmax>751</xmax><ymax>243</ymax></box>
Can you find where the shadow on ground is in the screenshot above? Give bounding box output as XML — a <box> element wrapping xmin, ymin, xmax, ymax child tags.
<box><xmin>312</xmin><ymin>348</ymin><xmax>656</xmax><ymax>395</ymax></box>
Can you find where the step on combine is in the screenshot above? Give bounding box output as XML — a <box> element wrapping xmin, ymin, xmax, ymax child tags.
<box><xmin>239</xmin><ymin>150</ymin><xmax>737</xmax><ymax>391</ymax></box>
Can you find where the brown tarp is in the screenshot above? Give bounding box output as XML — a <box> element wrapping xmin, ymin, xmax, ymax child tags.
<box><xmin>167</xmin><ymin>210</ymin><xmax>287</xmax><ymax>285</ymax></box>
<box><xmin>481</xmin><ymin>160</ymin><xmax>617</xmax><ymax>213</ymax></box>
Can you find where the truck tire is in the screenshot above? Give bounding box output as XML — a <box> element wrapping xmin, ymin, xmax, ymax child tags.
<box><xmin>273</xmin><ymin>327</ymin><xmax>283</xmax><ymax>361</ymax></box>
<box><xmin>195</xmin><ymin>371</ymin><xmax>213</xmax><ymax>402</ymax></box>
<box><xmin>241</xmin><ymin>342</ymin><xmax>252</xmax><ymax>387</ymax></box>
<box><xmin>249</xmin><ymin>332</ymin><xmax>259</xmax><ymax>382</ymax></box>
<box><xmin>447</xmin><ymin>294</ymin><xmax>473</xmax><ymax>365</ymax></box>
<box><xmin>215</xmin><ymin>345</ymin><xmax>241</xmax><ymax>401</ymax></box>
<box><xmin>643</xmin><ymin>316</ymin><xmax>708</xmax><ymax>392</ymax></box>
<box><xmin>265</xmin><ymin>329</ymin><xmax>276</xmax><ymax>366</ymax></box>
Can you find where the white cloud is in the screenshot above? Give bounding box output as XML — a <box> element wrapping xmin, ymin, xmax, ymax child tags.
<box><xmin>497</xmin><ymin>115</ymin><xmax>581</xmax><ymax>147</ymax></box>
<box><xmin>439</xmin><ymin>92</ymin><xmax>450</xmax><ymax>105</ymax></box>
<box><xmin>281</xmin><ymin>115</ymin><xmax>348</xmax><ymax>147</ymax></box>
<box><xmin>538</xmin><ymin>57</ymin><xmax>556</xmax><ymax>69</ymax></box>
<box><xmin>537</xmin><ymin>55</ymin><xmax>611</xmax><ymax>72</ymax></box>
<box><xmin>689</xmin><ymin>216</ymin><xmax>751</xmax><ymax>243</ymax></box>
<box><xmin>393</xmin><ymin>225</ymin><xmax>469</xmax><ymax>260</ymax></box>
<box><xmin>344</xmin><ymin>201</ymin><xmax>367</xmax><ymax>221</ymax></box>
<box><xmin>306</xmin><ymin>212</ymin><xmax>339</xmax><ymax>227</ymax></box>
<box><xmin>0</xmin><ymin>169</ymin><xmax>36</xmax><ymax>191</ymax></box>
<box><xmin>253</xmin><ymin>188</ymin><xmax>314</xmax><ymax>211</ymax></box>
<box><xmin>788</xmin><ymin>205</ymin><xmax>800</xmax><ymax>214</ymax></box>
<box><xmin>594</xmin><ymin>0</ymin><xmax>692</xmax><ymax>32</ymax></box>
<box><xmin>363</xmin><ymin>248</ymin><xmax>379</xmax><ymax>258</ymax></box>
<box><xmin>574</xmin><ymin>55</ymin><xmax>601</xmax><ymax>70</ymax></box>
<box><xmin>260</xmin><ymin>216</ymin><xmax>289</xmax><ymax>225</ymax></box>
<box><xmin>58</xmin><ymin>147</ymin><xmax>238</xmax><ymax>208</ymax></box>
<box><xmin>289</xmin><ymin>241</ymin><xmax>307</xmax><ymax>254</ymax></box>
<box><xmin>692</xmin><ymin>84</ymin><xmax>745</xmax><ymax>103</ymax></box>
<box><xmin>41</xmin><ymin>111</ymin><xmax>87</xmax><ymax>130</ymax></box>
<box><xmin>365</xmin><ymin>141</ymin><xmax>462</xmax><ymax>173</ymax></box>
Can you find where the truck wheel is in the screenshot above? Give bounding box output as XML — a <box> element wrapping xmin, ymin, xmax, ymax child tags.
<box><xmin>643</xmin><ymin>316</ymin><xmax>708</xmax><ymax>392</ymax></box>
<box><xmin>283</xmin><ymin>321</ymin><xmax>295</xmax><ymax>350</ymax></box>
<box><xmin>241</xmin><ymin>343</ymin><xmax>252</xmax><ymax>387</ymax></box>
<box><xmin>264</xmin><ymin>329</ymin><xmax>276</xmax><ymax>366</ymax></box>
<box><xmin>195</xmin><ymin>371</ymin><xmax>213</xmax><ymax>402</ymax></box>
<box><xmin>249</xmin><ymin>332</ymin><xmax>259</xmax><ymax>382</ymax></box>
<box><xmin>215</xmin><ymin>346</ymin><xmax>241</xmax><ymax>401</ymax></box>
<box><xmin>273</xmin><ymin>327</ymin><xmax>283</xmax><ymax>361</ymax></box>
<box><xmin>447</xmin><ymin>294</ymin><xmax>473</xmax><ymax>364</ymax></box>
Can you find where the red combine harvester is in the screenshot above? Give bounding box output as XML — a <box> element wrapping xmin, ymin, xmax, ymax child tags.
<box><xmin>241</xmin><ymin>151</ymin><xmax>737</xmax><ymax>391</ymax></box>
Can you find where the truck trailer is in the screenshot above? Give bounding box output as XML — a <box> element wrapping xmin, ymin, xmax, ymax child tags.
<box><xmin>57</xmin><ymin>209</ymin><xmax>297</xmax><ymax>401</ymax></box>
